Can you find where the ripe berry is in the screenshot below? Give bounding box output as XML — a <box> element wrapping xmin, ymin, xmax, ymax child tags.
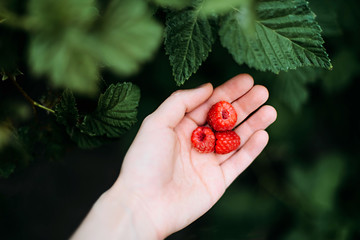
<box><xmin>215</xmin><ymin>131</ymin><xmax>240</xmax><ymax>154</ymax></box>
<box><xmin>207</xmin><ymin>101</ymin><xmax>237</xmax><ymax>131</ymax></box>
<box><xmin>191</xmin><ymin>126</ymin><xmax>215</xmax><ymax>153</ymax></box>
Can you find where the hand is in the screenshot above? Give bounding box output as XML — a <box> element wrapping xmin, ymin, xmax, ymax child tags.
<box><xmin>71</xmin><ymin>74</ymin><xmax>277</xmax><ymax>240</ymax></box>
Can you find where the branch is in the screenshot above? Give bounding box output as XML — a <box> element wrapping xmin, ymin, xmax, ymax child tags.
<box><xmin>10</xmin><ymin>76</ymin><xmax>55</xmax><ymax>114</ymax></box>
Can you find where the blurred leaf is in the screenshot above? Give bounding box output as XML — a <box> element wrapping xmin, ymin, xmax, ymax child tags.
<box><xmin>0</xmin><ymin>68</ymin><xmax>22</xmax><ymax>81</ymax></box>
<box><xmin>81</xmin><ymin>82</ymin><xmax>140</xmax><ymax>138</ymax></box>
<box><xmin>27</xmin><ymin>0</ymin><xmax>98</xmax><ymax>32</ymax></box>
<box><xmin>0</xmin><ymin>161</ymin><xmax>15</xmax><ymax>178</ymax></box>
<box><xmin>199</xmin><ymin>0</ymin><xmax>253</xmax><ymax>16</ymax></box>
<box><xmin>54</xmin><ymin>89</ymin><xmax>79</xmax><ymax>128</ymax></box>
<box><xmin>28</xmin><ymin>0</ymin><xmax>162</xmax><ymax>95</ymax></box>
<box><xmin>0</xmin><ymin>123</ymin><xmax>12</xmax><ymax>149</ymax></box>
<box><xmin>274</xmin><ymin>67</ymin><xmax>320</xmax><ymax>112</ymax></box>
<box><xmin>0</xmin><ymin>24</ymin><xmax>23</xmax><ymax>75</ymax></box>
<box><xmin>219</xmin><ymin>0</ymin><xmax>332</xmax><ymax>74</ymax></box>
<box><xmin>152</xmin><ymin>0</ymin><xmax>191</xmax><ymax>9</ymax></box>
<box><xmin>17</xmin><ymin>123</ymin><xmax>66</xmax><ymax>162</ymax></box>
<box><xmin>28</xmin><ymin>0</ymin><xmax>99</xmax><ymax>95</ymax></box>
<box><xmin>214</xmin><ymin>187</ymin><xmax>276</xmax><ymax>220</ymax></box>
<box><xmin>1</xmin><ymin>70</ymin><xmax>8</xmax><ymax>81</ymax></box>
<box><xmin>29</xmin><ymin>33</ymin><xmax>99</xmax><ymax>94</ymax></box>
<box><xmin>322</xmin><ymin>49</ymin><xmax>359</xmax><ymax>94</ymax></box>
<box><xmin>94</xmin><ymin>0</ymin><xmax>163</xmax><ymax>76</ymax></box>
<box><xmin>165</xmin><ymin>0</ymin><xmax>215</xmax><ymax>85</ymax></box>
<box><xmin>289</xmin><ymin>153</ymin><xmax>345</xmax><ymax>212</ymax></box>
<box><xmin>308</xmin><ymin>0</ymin><xmax>342</xmax><ymax>37</ymax></box>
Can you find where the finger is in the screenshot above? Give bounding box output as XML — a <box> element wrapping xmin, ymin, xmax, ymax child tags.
<box><xmin>151</xmin><ymin>83</ymin><xmax>213</xmax><ymax>128</ymax></box>
<box><xmin>231</xmin><ymin>85</ymin><xmax>269</xmax><ymax>126</ymax></box>
<box><xmin>217</xmin><ymin>105</ymin><xmax>276</xmax><ymax>164</ymax></box>
<box><xmin>187</xmin><ymin>74</ymin><xmax>254</xmax><ymax>125</ymax></box>
<box><xmin>236</xmin><ymin>105</ymin><xmax>277</xmax><ymax>147</ymax></box>
<box><xmin>221</xmin><ymin>130</ymin><xmax>269</xmax><ymax>188</ymax></box>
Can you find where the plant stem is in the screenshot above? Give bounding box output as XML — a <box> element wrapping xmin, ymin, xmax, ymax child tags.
<box><xmin>10</xmin><ymin>76</ymin><xmax>55</xmax><ymax>114</ymax></box>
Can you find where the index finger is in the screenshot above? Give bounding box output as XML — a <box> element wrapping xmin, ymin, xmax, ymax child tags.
<box><xmin>186</xmin><ymin>74</ymin><xmax>254</xmax><ymax>125</ymax></box>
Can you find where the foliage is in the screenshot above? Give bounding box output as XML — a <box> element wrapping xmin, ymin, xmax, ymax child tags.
<box><xmin>219</xmin><ymin>0</ymin><xmax>332</xmax><ymax>73</ymax></box>
<box><xmin>164</xmin><ymin>0</ymin><xmax>216</xmax><ymax>85</ymax></box>
<box><xmin>54</xmin><ymin>82</ymin><xmax>140</xmax><ymax>149</ymax></box>
<box><xmin>0</xmin><ymin>0</ymin><xmax>360</xmax><ymax>239</ymax></box>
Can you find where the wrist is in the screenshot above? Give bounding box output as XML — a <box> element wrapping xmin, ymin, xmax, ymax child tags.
<box><xmin>71</xmin><ymin>183</ymin><xmax>161</xmax><ymax>240</ymax></box>
<box><xmin>104</xmin><ymin>183</ymin><xmax>163</xmax><ymax>240</ymax></box>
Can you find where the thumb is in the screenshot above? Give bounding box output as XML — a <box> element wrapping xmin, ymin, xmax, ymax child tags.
<box><xmin>151</xmin><ymin>83</ymin><xmax>213</xmax><ymax>128</ymax></box>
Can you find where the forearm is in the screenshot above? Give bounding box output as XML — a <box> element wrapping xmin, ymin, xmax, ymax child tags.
<box><xmin>70</xmin><ymin>186</ymin><xmax>160</xmax><ymax>240</ymax></box>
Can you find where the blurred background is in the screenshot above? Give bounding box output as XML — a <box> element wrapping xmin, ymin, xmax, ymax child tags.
<box><xmin>1</xmin><ymin>0</ymin><xmax>360</xmax><ymax>239</ymax></box>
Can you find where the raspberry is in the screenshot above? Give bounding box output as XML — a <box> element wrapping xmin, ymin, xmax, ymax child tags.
<box><xmin>215</xmin><ymin>131</ymin><xmax>240</xmax><ymax>154</ymax></box>
<box><xmin>207</xmin><ymin>101</ymin><xmax>237</xmax><ymax>131</ymax></box>
<box><xmin>191</xmin><ymin>126</ymin><xmax>215</xmax><ymax>153</ymax></box>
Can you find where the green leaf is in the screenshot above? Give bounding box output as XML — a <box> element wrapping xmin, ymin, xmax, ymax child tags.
<box><xmin>308</xmin><ymin>0</ymin><xmax>342</xmax><ymax>37</ymax></box>
<box><xmin>29</xmin><ymin>34</ymin><xmax>99</xmax><ymax>94</ymax></box>
<box><xmin>81</xmin><ymin>82</ymin><xmax>140</xmax><ymax>138</ymax></box>
<box><xmin>28</xmin><ymin>0</ymin><xmax>100</xmax><ymax>95</ymax></box>
<box><xmin>219</xmin><ymin>0</ymin><xmax>332</xmax><ymax>74</ymax></box>
<box><xmin>54</xmin><ymin>89</ymin><xmax>79</xmax><ymax>128</ymax></box>
<box><xmin>0</xmin><ymin>123</ymin><xmax>11</xmax><ymax>150</ymax></box>
<box><xmin>28</xmin><ymin>0</ymin><xmax>98</xmax><ymax>31</ymax></box>
<box><xmin>54</xmin><ymin>82</ymin><xmax>140</xmax><ymax>149</ymax></box>
<box><xmin>289</xmin><ymin>153</ymin><xmax>345</xmax><ymax>212</ymax></box>
<box><xmin>275</xmin><ymin>67</ymin><xmax>320</xmax><ymax>112</ymax></box>
<box><xmin>0</xmin><ymin>69</ymin><xmax>22</xmax><ymax>81</ymax></box>
<box><xmin>67</xmin><ymin>128</ymin><xmax>110</xmax><ymax>149</ymax></box>
<box><xmin>1</xmin><ymin>71</ymin><xmax>8</xmax><ymax>81</ymax></box>
<box><xmin>94</xmin><ymin>0</ymin><xmax>163</xmax><ymax>76</ymax></box>
<box><xmin>322</xmin><ymin>49</ymin><xmax>360</xmax><ymax>94</ymax></box>
<box><xmin>0</xmin><ymin>161</ymin><xmax>15</xmax><ymax>178</ymax></box>
<box><xmin>199</xmin><ymin>0</ymin><xmax>252</xmax><ymax>16</ymax></box>
<box><xmin>27</xmin><ymin>0</ymin><xmax>162</xmax><ymax>95</ymax></box>
<box><xmin>152</xmin><ymin>0</ymin><xmax>191</xmax><ymax>9</ymax></box>
<box><xmin>165</xmin><ymin>1</ymin><xmax>216</xmax><ymax>85</ymax></box>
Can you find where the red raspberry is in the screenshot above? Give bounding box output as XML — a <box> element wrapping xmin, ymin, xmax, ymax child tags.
<box><xmin>207</xmin><ymin>101</ymin><xmax>237</xmax><ymax>131</ymax></box>
<box><xmin>191</xmin><ymin>126</ymin><xmax>215</xmax><ymax>153</ymax></box>
<box><xmin>215</xmin><ymin>131</ymin><xmax>240</xmax><ymax>154</ymax></box>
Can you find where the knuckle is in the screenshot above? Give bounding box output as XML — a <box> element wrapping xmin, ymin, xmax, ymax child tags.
<box><xmin>170</xmin><ymin>89</ymin><xmax>184</xmax><ymax>98</ymax></box>
<box><xmin>142</xmin><ymin>113</ymin><xmax>155</xmax><ymax>126</ymax></box>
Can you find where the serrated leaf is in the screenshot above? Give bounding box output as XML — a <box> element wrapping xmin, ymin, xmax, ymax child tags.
<box><xmin>219</xmin><ymin>0</ymin><xmax>332</xmax><ymax>73</ymax></box>
<box><xmin>68</xmin><ymin>128</ymin><xmax>110</xmax><ymax>149</ymax></box>
<box><xmin>165</xmin><ymin>1</ymin><xmax>215</xmax><ymax>85</ymax></box>
<box><xmin>94</xmin><ymin>0</ymin><xmax>163</xmax><ymax>76</ymax></box>
<box><xmin>54</xmin><ymin>89</ymin><xmax>79</xmax><ymax>128</ymax></box>
<box><xmin>199</xmin><ymin>0</ymin><xmax>252</xmax><ymax>16</ymax></box>
<box><xmin>81</xmin><ymin>82</ymin><xmax>140</xmax><ymax>138</ymax></box>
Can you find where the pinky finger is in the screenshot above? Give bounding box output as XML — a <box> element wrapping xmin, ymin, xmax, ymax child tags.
<box><xmin>221</xmin><ymin>130</ymin><xmax>269</xmax><ymax>188</ymax></box>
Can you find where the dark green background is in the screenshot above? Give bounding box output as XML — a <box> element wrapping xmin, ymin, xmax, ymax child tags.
<box><xmin>1</xmin><ymin>0</ymin><xmax>360</xmax><ymax>239</ymax></box>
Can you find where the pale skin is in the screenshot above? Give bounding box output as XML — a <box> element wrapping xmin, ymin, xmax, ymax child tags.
<box><xmin>71</xmin><ymin>74</ymin><xmax>277</xmax><ymax>240</ymax></box>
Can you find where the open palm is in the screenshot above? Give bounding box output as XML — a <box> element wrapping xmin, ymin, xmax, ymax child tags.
<box><xmin>115</xmin><ymin>74</ymin><xmax>277</xmax><ymax>239</ymax></box>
